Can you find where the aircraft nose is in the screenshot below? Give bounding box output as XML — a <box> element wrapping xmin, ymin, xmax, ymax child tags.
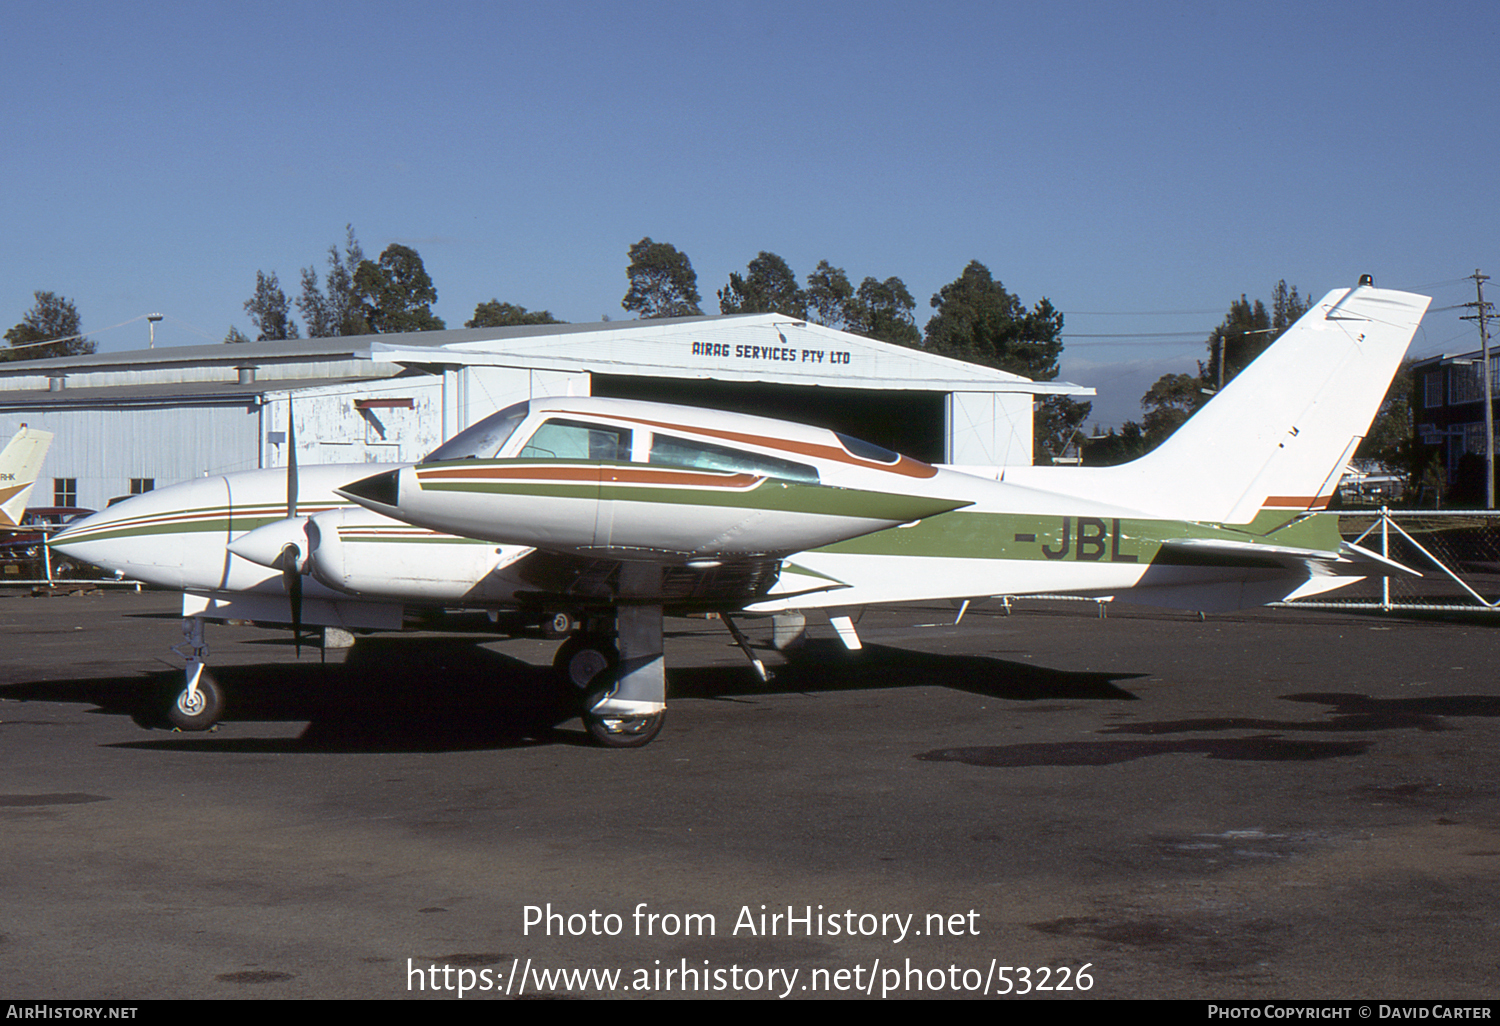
<box><xmin>337</xmin><ymin>469</ymin><xmax>401</xmax><ymax>509</ymax></box>
<box><xmin>50</xmin><ymin>476</ymin><xmax>232</xmax><ymax>588</ymax></box>
<box><xmin>51</xmin><ymin>501</ymin><xmax>147</xmax><ymax>554</ymax></box>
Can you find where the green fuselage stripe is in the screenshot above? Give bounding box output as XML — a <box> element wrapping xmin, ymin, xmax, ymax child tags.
<box><xmin>811</xmin><ymin>508</ymin><xmax>1340</xmax><ymax>564</ymax></box>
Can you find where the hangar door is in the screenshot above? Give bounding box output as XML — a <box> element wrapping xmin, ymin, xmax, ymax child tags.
<box><xmin>590</xmin><ymin>376</ymin><xmax>947</xmax><ymax>463</ymax></box>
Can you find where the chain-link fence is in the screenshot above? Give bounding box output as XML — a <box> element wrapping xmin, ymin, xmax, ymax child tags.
<box><xmin>1283</xmin><ymin>508</ymin><xmax>1500</xmax><ymax>614</ymax></box>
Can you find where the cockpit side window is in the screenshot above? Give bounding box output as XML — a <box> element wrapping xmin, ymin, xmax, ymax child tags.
<box><xmin>648</xmin><ymin>434</ymin><xmax>819</xmax><ymax>483</ymax></box>
<box><xmin>422</xmin><ymin>401</ymin><xmax>530</xmax><ymax>463</ymax></box>
<box><xmin>834</xmin><ymin>432</ymin><xmax>901</xmax><ymax>464</ymax></box>
<box><xmin>519</xmin><ymin>419</ymin><xmax>630</xmax><ymax>461</ymax></box>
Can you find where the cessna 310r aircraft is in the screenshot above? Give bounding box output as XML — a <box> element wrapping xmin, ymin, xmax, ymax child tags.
<box><xmin>52</xmin><ymin>279</ymin><xmax>1430</xmax><ymax>747</ymax></box>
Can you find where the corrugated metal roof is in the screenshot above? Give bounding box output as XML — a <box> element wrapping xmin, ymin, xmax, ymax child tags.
<box><xmin>0</xmin><ymin>315</ymin><xmax>732</xmax><ymax>374</ymax></box>
<box><xmin>0</xmin><ymin>376</ymin><xmax>375</xmax><ymax>408</ymax></box>
<box><xmin>0</xmin><ymin>312</ymin><xmax>1091</xmax><ymax>398</ymax></box>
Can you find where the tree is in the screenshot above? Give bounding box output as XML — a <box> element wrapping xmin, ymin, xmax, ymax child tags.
<box><xmin>923</xmin><ymin>262</ymin><xmax>1071</xmax><ymax>464</ymax></box>
<box><xmin>622</xmin><ymin>238</ymin><xmax>702</xmax><ymax>318</ymax></box>
<box><xmin>1140</xmin><ymin>372</ymin><xmax>1207</xmax><ymax>449</ymax></box>
<box><xmin>1271</xmin><ymin>279</ymin><xmax>1311</xmax><ymax>335</ymax></box>
<box><xmin>843</xmin><ymin>276</ymin><xmax>921</xmax><ymax>347</ymax></box>
<box><xmin>1139</xmin><ymin>280</ymin><xmax>1311</xmax><ymax>450</ymax></box>
<box><xmin>924</xmin><ymin>262</ymin><xmax>1065</xmax><ymax>381</ymax></box>
<box><xmin>1357</xmin><ymin>358</ymin><xmax>1414</xmax><ymax>467</ymax></box>
<box><xmin>467</xmin><ymin>301</ymin><xmax>562</xmax><ymax>328</ymax></box>
<box><xmin>805</xmin><ymin>260</ymin><xmax>855</xmax><ymax>328</ymax></box>
<box><xmin>1203</xmin><ymin>280</ymin><xmax>1311</xmax><ymax>392</ymax></box>
<box><xmin>1203</xmin><ymin>295</ymin><xmax>1268</xmax><ymax>390</ymax></box>
<box><xmin>3</xmin><ymin>291</ymin><xmax>94</xmax><ymax>361</ymax></box>
<box><xmin>223</xmin><ymin>326</ymin><xmax>253</xmax><ymax>344</ymax></box>
<box><xmin>1035</xmin><ymin>394</ymin><xmax>1095</xmax><ymax>465</ymax></box>
<box><xmin>1086</xmin><ymin>421</ymin><xmax>1149</xmax><ymax>466</ymax></box>
<box><xmin>299</xmin><ymin>225</ymin><xmax>368</xmax><ymax>337</ymax></box>
<box><xmin>243</xmin><ymin>271</ymin><xmax>300</xmax><ymax>341</ymax></box>
<box><xmin>718</xmin><ymin>252</ymin><xmax>807</xmax><ymax>318</ymax></box>
<box><xmin>353</xmin><ymin>244</ymin><xmax>445</xmax><ymax>333</ymax></box>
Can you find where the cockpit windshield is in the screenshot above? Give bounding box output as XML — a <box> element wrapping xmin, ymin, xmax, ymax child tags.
<box><xmin>421</xmin><ymin>401</ymin><xmax>530</xmax><ymax>463</ymax></box>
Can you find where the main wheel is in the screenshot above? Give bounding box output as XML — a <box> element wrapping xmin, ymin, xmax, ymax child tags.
<box><xmin>166</xmin><ymin>671</ymin><xmax>224</xmax><ymax>731</ymax></box>
<box><xmin>582</xmin><ymin>674</ymin><xmax>666</xmax><ymax>749</ymax></box>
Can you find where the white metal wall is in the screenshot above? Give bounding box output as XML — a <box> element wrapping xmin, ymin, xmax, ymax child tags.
<box><xmin>256</xmin><ymin>367</ymin><xmax>592</xmax><ymax>471</ymax></box>
<box><xmin>0</xmin><ymin>405</ymin><xmax>260</xmax><ymax>511</ymax></box>
<box><xmin>452</xmin><ymin>366</ymin><xmax>589</xmax><ymax>435</ymax></box>
<box><xmin>946</xmin><ymin>391</ymin><xmax>1032</xmax><ymax>465</ymax></box>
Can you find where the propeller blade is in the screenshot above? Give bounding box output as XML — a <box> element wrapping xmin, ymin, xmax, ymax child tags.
<box><xmin>280</xmin><ymin>542</ymin><xmax>303</xmax><ymax>657</ymax></box>
<box><xmin>286</xmin><ymin>399</ymin><xmax>298</xmax><ymax>520</ymax></box>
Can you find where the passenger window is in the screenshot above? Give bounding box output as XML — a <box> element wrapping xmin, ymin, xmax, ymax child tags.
<box><xmin>648</xmin><ymin>434</ymin><xmax>819</xmax><ymax>483</ymax></box>
<box><xmin>519</xmin><ymin>419</ymin><xmax>630</xmax><ymax>461</ymax></box>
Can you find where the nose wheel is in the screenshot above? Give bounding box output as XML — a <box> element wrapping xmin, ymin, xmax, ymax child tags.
<box><xmin>161</xmin><ymin>616</ymin><xmax>225</xmax><ymax>731</ymax></box>
<box><xmin>167</xmin><ymin>669</ymin><xmax>224</xmax><ymax>731</ymax></box>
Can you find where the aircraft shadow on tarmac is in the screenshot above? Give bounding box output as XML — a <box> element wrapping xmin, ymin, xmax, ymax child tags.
<box><xmin>2</xmin><ymin>635</ymin><xmax>1144</xmax><ymax>755</ymax></box>
<box><xmin>670</xmin><ymin>637</ymin><xmax>1143</xmax><ymax>703</ymax></box>
<box><xmin>914</xmin><ymin>691</ymin><xmax>1500</xmax><ymax>768</ymax></box>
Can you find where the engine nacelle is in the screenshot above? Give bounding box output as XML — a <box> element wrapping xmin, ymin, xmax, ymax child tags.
<box><xmin>305</xmin><ymin>507</ymin><xmax>533</xmax><ymax>604</ymax></box>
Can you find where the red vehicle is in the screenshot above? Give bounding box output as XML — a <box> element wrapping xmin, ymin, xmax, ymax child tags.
<box><xmin>0</xmin><ymin>507</ymin><xmax>96</xmax><ymax>578</ymax></box>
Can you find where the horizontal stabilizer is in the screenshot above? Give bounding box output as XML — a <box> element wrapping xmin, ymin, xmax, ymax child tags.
<box><xmin>1158</xmin><ymin>537</ymin><xmax>1421</xmax><ymax>578</ymax></box>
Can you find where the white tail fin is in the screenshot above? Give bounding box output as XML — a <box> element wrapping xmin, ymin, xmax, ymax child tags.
<box><xmin>0</xmin><ymin>425</ymin><xmax>55</xmax><ymax>527</ymax></box>
<box><xmin>1003</xmin><ymin>282</ymin><xmax>1430</xmax><ymax>524</ymax></box>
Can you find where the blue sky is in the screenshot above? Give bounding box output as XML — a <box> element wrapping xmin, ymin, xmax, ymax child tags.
<box><xmin>3</xmin><ymin>0</ymin><xmax>1496</xmax><ymax>427</ymax></box>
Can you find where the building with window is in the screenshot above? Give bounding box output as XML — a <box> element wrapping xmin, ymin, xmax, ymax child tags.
<box><xmin>1411</xmin><ymin>348</ymin><xmax>1500</xmax><ymax>497</ymax></box>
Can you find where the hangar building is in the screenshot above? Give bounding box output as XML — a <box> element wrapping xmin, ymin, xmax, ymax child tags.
<box><xmin>0</xmin><ymin>314</ymin><xmax>1090</xmax><ymax>511</ymax></box>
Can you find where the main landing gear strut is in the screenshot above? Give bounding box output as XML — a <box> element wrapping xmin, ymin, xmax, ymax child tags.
<box><xmin>553</xmin><ymin>605</ymin><xmax>667</xmax><ymax>748</ymax></box>
<box><xmin>551</xmin><ymin>604</ymin><xmax>803</xmax><ymax>749</ymax></box>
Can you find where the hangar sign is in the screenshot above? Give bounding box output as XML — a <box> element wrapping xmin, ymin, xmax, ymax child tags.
<box><xmin>691</xmin><ymin>341</ymin><xmax>853</xmax><ymax>367</ymax></box>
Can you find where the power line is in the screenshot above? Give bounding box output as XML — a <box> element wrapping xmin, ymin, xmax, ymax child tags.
<box><xmin>2</xmin><ymin>313</ymin><xmax>153</xmax><ymax>352</ymax></box>
<box><xmin>1064</xmin><ymin>309</ymin><xmax>1222</xmax><ymax>317</ymax></box>
<box><xmin>1063</xmin><ymin>330</ymin><xmax>1208</xmax><ymax>339</ymax></box>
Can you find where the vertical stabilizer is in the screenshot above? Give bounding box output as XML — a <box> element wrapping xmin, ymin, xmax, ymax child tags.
<box><xmin>1002</xmin><ymin>282</ymin><xmax>1430</xmax><ymax>524</ymax></box>
<box><xmin>0</xmin><ymin>426</ymin><xmax>55</xmax><ymax>527</ymax></box>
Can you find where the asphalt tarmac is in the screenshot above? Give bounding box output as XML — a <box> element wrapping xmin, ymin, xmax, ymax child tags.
<box><xmin>4</xmin><ymin>587</ymin><xmax>1500</xmax><ymax>1001</ymax></box>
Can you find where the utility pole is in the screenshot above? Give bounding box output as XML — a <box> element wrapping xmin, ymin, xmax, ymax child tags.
<box><xmin>1461</xmin><ymin>270</ymin><xmax>1495</xmax><ymax>508</ymax></box>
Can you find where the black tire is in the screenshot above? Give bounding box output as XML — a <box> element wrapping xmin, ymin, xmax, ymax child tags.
<box><xmin>166</xmin><ymin>672</ymin><xmax>224</xmax><ymax>731</ymax></box>
<box><xmin>582</xmin><ymin>675</ymin><xmax>666</xmax><ymax>749</ymax></box>
<box><xmin>552</xmin><ymin>634</ymin><xmax>618</xmax><ymax>690</ymax></box>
